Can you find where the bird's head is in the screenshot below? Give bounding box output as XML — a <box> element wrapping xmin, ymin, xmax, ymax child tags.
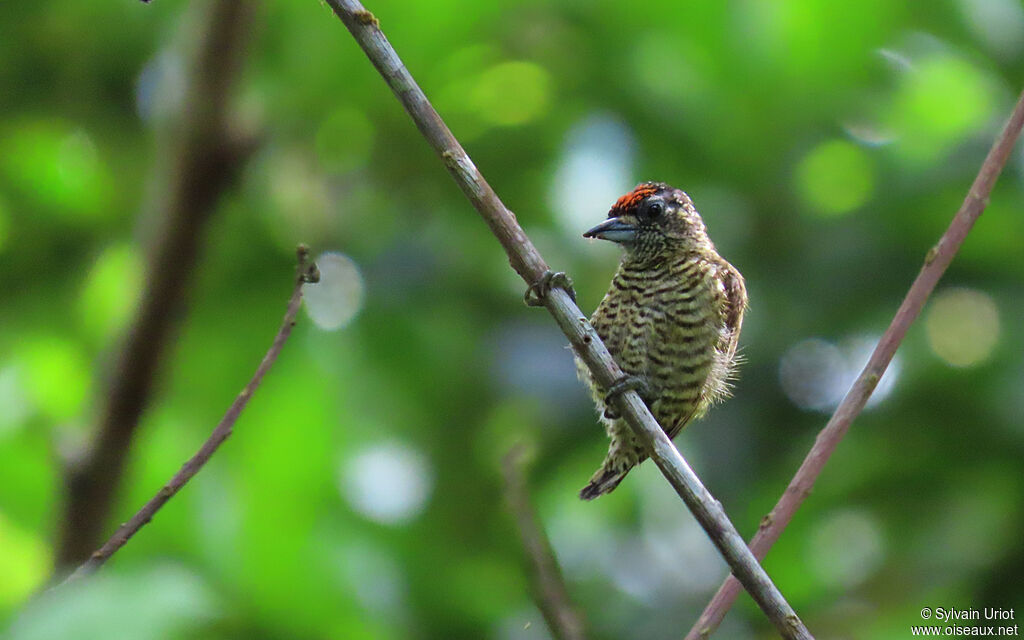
<box><xmin>583</xmin><ymin>182</ymin><xmax>711</xmax><ymax>264</ymax></box>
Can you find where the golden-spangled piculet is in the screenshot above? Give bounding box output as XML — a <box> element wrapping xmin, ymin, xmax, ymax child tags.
<box><xmin>577</xmin><ymin>181</ymin><xmax>747</xmax><ymax>500</ymax></box>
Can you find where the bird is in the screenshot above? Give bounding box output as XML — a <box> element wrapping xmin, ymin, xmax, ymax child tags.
<box><xmin>576</xmin><ymin>181</ymin><xmax>747</xmax><ymax>500</ymax></box>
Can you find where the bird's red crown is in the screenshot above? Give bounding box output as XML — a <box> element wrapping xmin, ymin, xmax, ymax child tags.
<box><xmin>609</xmin><ymin>182</ymin><xmax>661</xmax><ymax>216</ymax></box>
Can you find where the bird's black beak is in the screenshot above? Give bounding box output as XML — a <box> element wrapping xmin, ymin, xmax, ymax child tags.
<box><xmin>583</xmin><ymin>217</ymin><xmax>637</xmax><ymax>244</ymax></box>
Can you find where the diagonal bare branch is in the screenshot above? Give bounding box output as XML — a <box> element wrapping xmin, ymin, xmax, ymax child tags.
<box><xmin>684</xmin><ymin>89</ymin><xmax>1024</xmax><ymax>640</ymax></box>
<box><xmin>323</xmin><ymin>2</ymin><xmax>812</xmax><ymax>637</ymax></box>
<box><xmin>61</xmin><ymin>248</ymin><xmax>319</xmax><ymax>584</ymax></box>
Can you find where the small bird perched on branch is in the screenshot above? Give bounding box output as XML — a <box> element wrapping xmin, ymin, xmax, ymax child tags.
<box><xmin>577</xmin><ymin>182</ymin><xmax>747</xmax><ymax>499</ymax></box>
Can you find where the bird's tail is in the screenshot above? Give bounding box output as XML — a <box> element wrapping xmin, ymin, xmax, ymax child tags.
<box><xmin>578</xmin><ymin>464</ymin><xmax>631</xmax><ymax>500</ymax></box>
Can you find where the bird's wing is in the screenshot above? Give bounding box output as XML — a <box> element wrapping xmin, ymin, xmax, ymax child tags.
<box><xmin>716</xmin><ymin>260</ymin><xmax>747</xmax><ymax>361</ymax></box>
<box><xmin>665</xmin><ymin>403</ymin><xmax>701</xmax><ymax>441</ymax></box>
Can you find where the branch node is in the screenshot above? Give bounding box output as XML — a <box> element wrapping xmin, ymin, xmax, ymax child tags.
<box><xmin>296</xmin><ymin>244</ymin><xmax>321</xmax><ymax>283</ymax></box>
<box><xmin>968</xmin><ymin>188</ymin><xmax>990</xmax><ymax>207</ymax></box>
<box><xmin>863</xmin><ymin>372</ymin><xmax>880</xmax><ymax>392</ymax></box>
<box><xmin>353</xmin><ymin>9</ymin><xmax>378</xmax><ymax>26</ymax></box>
<box><xmin>441</xmin><ymin>150</ymin><xmax>485</xmax><ymax>198</ymax></box>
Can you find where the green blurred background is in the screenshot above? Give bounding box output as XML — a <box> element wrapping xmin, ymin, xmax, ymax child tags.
<box><xmin>2</xmin><ymin>0</ymin><xmax>1023</xmax><ymax>638</ymax></box>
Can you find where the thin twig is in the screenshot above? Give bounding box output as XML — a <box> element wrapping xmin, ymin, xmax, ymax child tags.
<box><xmin>61</xmin><ymin>248</ymin><xmax>319</xmax><ymax>584</ymax></box>
<box><xmin>324</xmin><ymin>3</ymin><xmax>812</xmax><ymax>638</ymax></box>
<box><xmin>684</xmin><ymin>90</ymin><xmax>1024</xmax><ymax>640</ymax></box>
<box><xmin>56</xmin><ymin>0</ymin><xmax>258</xmax><ymax>570</ymax></box>
<box><xmin>502</xmin><ymin>445</ymin><xmax>589</xmax><ymax>640</ymax></box>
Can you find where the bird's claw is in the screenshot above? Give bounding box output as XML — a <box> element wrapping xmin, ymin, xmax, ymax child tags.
<box><xmin>524</xmin><ymin>270</ymin><xmax>576</xmax><ymax>307</ymax></box>
<box><xmin>603</xmin><ymin>375</ymin><xmax>650</xmax><ymax>419</ymax></box>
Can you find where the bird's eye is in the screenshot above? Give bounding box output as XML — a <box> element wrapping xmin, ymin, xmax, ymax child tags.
<box><xmin>645</xmin><ymin>201</ymin><xmax>664</xmax><ymax>218</ymax></box>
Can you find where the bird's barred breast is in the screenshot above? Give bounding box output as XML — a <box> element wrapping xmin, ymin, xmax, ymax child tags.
<box><xmin>591</xmin><ymin>257</ymin><xmax>719</xmax><ymax>425</ymax></box>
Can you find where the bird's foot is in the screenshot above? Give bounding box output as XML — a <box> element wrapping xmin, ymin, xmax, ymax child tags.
<box><xmin>524</xmin><ymin>270</ymin><xmax>576</xmax><ymax>307</ymax></box>
<box><xmin>603</xmin><ymin>375</ymin><xmax>650</xmax><ymax>419</ymax></box>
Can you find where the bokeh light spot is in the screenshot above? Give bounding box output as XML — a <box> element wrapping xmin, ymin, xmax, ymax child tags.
<box><xmin>0</xmin><ymin>122</ymin><xmax>112</xmax><ymax>221</ymax></box>
<box><xmin>17</xmin><ymin>336</ymin><xmax>91</xmax><ymax>421</ymax></box>
<box><xmin>548</xmin><ymin>114</ymin><xmax>634</xmax><ymax>237</ymax></box>
<box><xmin>900</xmin><ymin>57</ymin><xmax>991</xmax><ymax>137</ymax></box>
<box><xmin>341</xmin><ymin>442</ymin><xmax>433</xmax><ymax>525</ymax></box>
<box><xmin>0</xmin><ymin>367</ymin><xmax>31</xmax><ymax>439</ymax></box>
<box><xmin>470</xmin><ymin>61</ymin><xmax>551</xmax><ymax>127</ymax></box>
<box><xmin>957</xmin><ymin>0</ymin><xmax>1024</xmax><ymax>58</ymax></box>
<box><xmin>889</xmin><ymin>54</ymin><xmax>993</xmax><ymax>162</ymax></box>
<box><xmin>303</xmin><ymin>252</ymin><xmax>364</xmax><ymax>331</ymax></box>
<box><xmin>0</xmin><ymin>511</ymin><xmax>51</xmax><ymax>606</ymax></box>
<box><xmin>136</xmin><ymin>52</ymin><xmax>186</xmax><ymax>124</ymax></box>
<box><xmin>334</xmin><ymin>542</ymin><xmax>407</xmax><ymax>616</ymax></box>
<box><xmin>78</xmin><ymin>243</ymin><xmax>144</xmax><ymax>342</ymax></box>
<box><xmin>780</xmin><ymin>336</ymin><xmax>899</xmax><ymax>412</ymax></box>
<box><xmin>315</xmin><ymin>107</ymin><xmax>375</xmax><ymax>173</ymax></box>
<box><xmin>795</xmin><ymin>139</ymin><xmax>874</xmax><ymax>216</ymax></box>
<box><xmin>807</xmin><ymin>508</ymin><xmax>885</xmax><ymax>588</ymax></box>
<box><xmin>779</xmin><ymin>339</ymin><xmax>847</xmax><ymax>411</ymax></box>
<box><xmin>925</xmin><ymin>287</ymin><xmax>999</xmax><ymax>367</ymax></box>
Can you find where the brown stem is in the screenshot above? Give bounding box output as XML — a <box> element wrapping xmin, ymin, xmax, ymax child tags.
<box><xmin>324</xmin><ymin>2</ymin><xmax>812</xmax><ymax>638</ymax></box>
<box><xmin>684</xmin><ymin>89</ymin><xmax>1024</xmax><ymax>640</ymax></box>
<box><xmin>502</xmin><ymin>446</ymin><xmax>589</xmax><ymax>640</ymax></box>
<box><xmin>60</xmin><ymin>248</ymin><xmax>319</xmax><ymax>583</ymax></box>
<box><xmin>55</xmin><ymin>0</ymin><xmax>257</xmax><ymax>570</ymax></box>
